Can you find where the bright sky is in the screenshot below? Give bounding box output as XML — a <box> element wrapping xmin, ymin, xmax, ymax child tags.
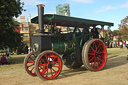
<box><xmin>20</xmin><ymin>0</ymin><xmax>128</xmax><ymax>31</ymax></box>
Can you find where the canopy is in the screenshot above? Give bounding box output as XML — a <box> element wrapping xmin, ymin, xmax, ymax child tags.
<box><xmin>31</xmin><ymin>14</ymin><xmax>114</xmax><ymax>27</ymax></box>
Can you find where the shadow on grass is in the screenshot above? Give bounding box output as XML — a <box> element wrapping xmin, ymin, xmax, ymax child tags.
<box><xmin>57</xmin><ymin>66</ymin><xmax>87</xmax><ymax>79</ymax></box>
<box><xmin>107</xmin><ymin>55</ymin><xmax>118</xmax><ymax>59</ymax></box>
<box><xmin>104</xmin><ymin>55</ymin><xmax>128</xmax><ymax>70</ymax></box>
<box><xmin>58</xmin><ymin>55</ymin><xmax>128</xmax><ymax>79</ymax></box>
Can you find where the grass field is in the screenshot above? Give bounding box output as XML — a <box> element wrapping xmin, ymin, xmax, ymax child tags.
<box><xmin>4</xmin><ymin>48</ymin><xmax>128</xmax><ymax>65</ymax></box>
<box><xmin>0</xmin><ymin>48</ymin><xmax>128</xmax><ymax>85</ymax></box>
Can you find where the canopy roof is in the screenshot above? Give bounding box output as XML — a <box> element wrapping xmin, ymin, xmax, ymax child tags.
<box><xmin>31</xmin><ymin>14</ymin><xmax>114</xmax><ymax>27</ymax></box>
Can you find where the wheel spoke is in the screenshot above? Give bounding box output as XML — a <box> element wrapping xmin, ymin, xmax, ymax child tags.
<box><xmin>51</xmin><ymin>57</ymin><xmax>56</xmax><ymax>64</ymax></box>
<box><xmin>50</xmin><ymin>69</ymin><xmax>53</xmax><ymax>77</ymax></box>
<box><xmin>88</xmin><ymin>55</ymin><xmax>92</xmax><ymax>59</ymax></box>
<box><xmin>40</xmin><ymin>68</ymin><xmax>48</xmax><ymax>75</ymax></box>
<box><xmin>89</xmin><ymin>57</ymin><xmax>95</xmax><ymax>62</ymax></box>
<box><xmin>52</xmin><ymin>66</ymin><xmax>59</xmax><ymax>68</ymax></box>
<box><xmin>29</xmin><ymin>57</ymin><xmax>35</xmax><ymax>62</ymax></box>
<box><xmin>52</xmin><ymin>68</ymin><xmax>57</xmax><ymax>73</ymax></box>
<box><xmin>96</xmin><ymin>58</ymin><xmax>100</xmax><ymax>65</ymax></box>
<box><xmin>39</xmin><ymin>63</ymin><xmax>47</xmax><ymax>67</ymax></box>
<box><xmin>98</xmin><ymin>51</ymin><xmax>105</xmax><ymax>54</ymax></box>
<box><xmin>40</xmin><ymin>58</ymin><xmax>46</xmax><ymax>64</ymax></box>
<box><xmin>30</xmin><ymin>67</ymin><xmax>35</xmax><ymax>72</ymax></box>
<box><xmin>97</xmin><ymin>58</ymin><xmax>104</xmax><ymax>62</ymax></box>
<box><xmin>92</xmin><ymin>42</ymin><xmax>95</xmax><ymax>48</ymax></box>
<box><xmin>90</xmin><ymin>46</ymin><xmax>95</xmax><ymax>52</ymax></box>
<box><xmin>98</xmin><ymin>55</ymin><xmax>103</xmax><ymax>58</ymax></box>
<box><xmin>45</xmin><ymin>55</ymin><xmax>49</xmax><ymax>63</ymax></box>
<box><xmin>27</xmin><ymin>61</ymin><xmax>34</xmax><ymax>64</ymax></box>
<box><xmin>27</xmin><ymin>64</ymin><xmax>34</xmax><ymax>68</ymax></box>
<box><xmin>88</xmin><ymin>53</ymin><xmax>95</xmax><ymax>56</ymax></box>
<box><xmin>94</xmin><ymin>42</ymin><xmax>97</xmax><ymax>50</ymax></box>
<box><xmin>39</xmin><ymin>64</ymin><xmax>45</xmax><ymax>70</ymax></box>
<box><xmin>96</xmin><ymin>43</ymin><xmax>102</xmax><ymax>51</ymax></box>
<box><xmin>46</xmin><ymin>69</ymin><xmax>48</xmax><ymax>77</ymax></box>
<box><xmin>94</xmin><ymin>58</ymin><xmax>96</xmax><ymax>64</ymax></box>
<box><xmin>52</xmin><ymin>61</ymin><xmax>58</xmax><ymax>64</ymax></box>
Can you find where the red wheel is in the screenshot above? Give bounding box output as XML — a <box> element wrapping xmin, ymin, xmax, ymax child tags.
<box><xmin>35</xmin><ymin>50</ymin><xmax>62</xmax><ymax>80</ymax></box>
<box><xmin>24</xmin><ymin>52</ymin><xmax>37</xmax><ymax>76</ymax></box>
<box><xmin>82</xmin><ymin>39</ymin><xmax>107</xmax><ymax>71</ymax></box>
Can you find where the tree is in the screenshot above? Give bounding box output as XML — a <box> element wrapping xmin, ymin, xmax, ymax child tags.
<box><xmin>113</xmin><ymin>30</ymin><xmax>119</xmax><ymax>36</ymax></box>
<box><xmin>0</xmin><ymin>0</ymin><xmax>24</xmax><ymax>49</ymax></box>
<box><xmin>119</xmin><ymin>16</ymin><xmax>128</xmax><ymax>40</ymax></box>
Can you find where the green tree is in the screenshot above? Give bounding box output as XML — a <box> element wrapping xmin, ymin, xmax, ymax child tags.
<box><xmin>113</xmin><ymin>30</ymin><xmax>119</xmax><ymax>36</ymax></box>
<box><xmin>0</xmin><ymin>0</ymin><xmax>24</xmax><ymax>49</ymax></box>
<box><xmin>119</xmin><ymin>16</ymin><xmax>128</xmax><ymax>40</ymax></box>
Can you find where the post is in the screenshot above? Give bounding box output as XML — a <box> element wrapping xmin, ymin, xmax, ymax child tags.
<box><xmin>101</xmin><ymin>25</ymin><xmax>104</xmax><ymax>38</ymax></box>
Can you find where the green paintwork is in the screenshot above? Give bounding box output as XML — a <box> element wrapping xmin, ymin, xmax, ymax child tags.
<box><xmin>52</xmin><ymin>40</ymin><xmax>75</xmax><ymax>54</ymax></box>
<box><xmin>31</xmin><ymin>14</ymin><xmax>114</xmax><ymax>27</ymax></box>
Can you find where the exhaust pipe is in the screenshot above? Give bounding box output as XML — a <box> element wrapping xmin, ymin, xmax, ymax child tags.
<box><xmin>37</xmin><ymin>4</ymin><xmax>45</xmax><ymax>33</ymax></box>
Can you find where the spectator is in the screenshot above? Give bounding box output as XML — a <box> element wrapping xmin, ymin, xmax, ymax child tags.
<box><xmin>126</xmin><ymin>41</ymin><xmax>128</xmax><ymax>46</ymax></box>
<box><xmin>95</xmin><ymin>28</ymin><xmax>99</xmax><ymax>39</ymax></box>
<box><xmin>123</xmin><ymin>41</ymin><xmax>125</xmax><ymax>47</ymax></box>
<box><xmin>115</xmin><ymin>41</ymin><xmax>118</xmax><ymax>48</ymax></box>
<box><xmin>120</xmin><ymin>41</ymin><xmax>123</xmax><ymax>48</ymax></box>
<box><xmin>5</xmin><ymin>47</ymin><xmax>9</xmax><ymax>58</ymax></box>
<box><xmin>0</xmin><ymin>55</ymin><xmax>8</xmax><ymax>65</ymax></box>
<box><xmin>91</xmin><ymin>27</ymin><xmax>99</xmax><ymax>39</ymax></box>
<box><xmin>113</xmin><ymin>41</ymin><xmax>115</xmax><ymax>48</ymax></box>
<box><xmin>91</xmin><ymin>29</ymin><xmax>96</xmax><ymax>38</ymax></box>
<box><xmin>126</xmin><ymin>41</ymin><xmax>128</xmax><ymax>49</ymax></box>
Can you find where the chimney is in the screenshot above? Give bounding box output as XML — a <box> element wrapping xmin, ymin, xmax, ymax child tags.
<box><xmin>37</xmin><ymin>4</ymin><xmax>45</xmax><ymax>33</ymax></box>
<box><xmin>28</xmin><ymin>14</ymin><xmax>31</xmax><ymax>23</ymax></box>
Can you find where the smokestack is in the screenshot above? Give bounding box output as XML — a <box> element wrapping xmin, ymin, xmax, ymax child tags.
<box><xmin>28</xmin><ymin>14</ymin><xmax>31</xmax><ymax>23</ymax></box>
<box><xmin>37</xmin><ymin>4</ymin><xmax>45</xmax><ymax>33</ymax></box>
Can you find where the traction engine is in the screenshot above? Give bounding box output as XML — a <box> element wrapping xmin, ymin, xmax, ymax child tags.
<box><xmin>24</xmin><ymin>4</ymin><xmax>113</xmax><ymax>80</ymax></box>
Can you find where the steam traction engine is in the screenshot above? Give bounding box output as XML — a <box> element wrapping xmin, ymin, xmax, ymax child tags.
<box><xmin>24</xmin><ymin>4</ymin><xmax>114</xmax><ymax>80</ymax></box>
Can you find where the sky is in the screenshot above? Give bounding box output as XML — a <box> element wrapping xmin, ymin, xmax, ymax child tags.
<box><xmin>19</xmin><ymin>0</ymin><xmax>128</xmax><ymax>31</ymax></box>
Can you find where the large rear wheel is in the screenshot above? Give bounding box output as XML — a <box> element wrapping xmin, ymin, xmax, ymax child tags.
<box><xmin>35</xmin><ymin>50</ymin><xmax>62</xmax><ymax>80</ymax></box>
<box><xmin>24</xmin><ymin>52</ymin><xmax>37</xmax><ymax>76</ymax></box>
<box><xmin>82</xmin><ymin>39</ymin><xmax>107</xmax><ymax>71</ymax></box>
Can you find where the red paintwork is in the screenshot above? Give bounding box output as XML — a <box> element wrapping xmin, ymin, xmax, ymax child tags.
<box><xmin>88</xmin><ymin>40</ymin><xmax>107</xmax><ymax>71</ymax></box>
<box><xmin>25</xmin><ymin>53</ymin><xmax>37</xmax><ymax>76</ymax></box>
<box><xmin>36</xmin><ymin>52</ymin><xmax>62</xmax><ymax>80</ymax></box>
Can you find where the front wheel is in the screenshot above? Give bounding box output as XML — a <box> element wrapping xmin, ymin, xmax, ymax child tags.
<box><xmin>24</xmin><ymin>52</ymin><xmax>37</xmax><ymax>76</ymax></box>
<box><xmin>35</xmin><ymin>50</ymin><xmax>62</xmax><ymax>80</ymax></box>
<box><xmin>82</xmin><ymin>39</ymin><xmax>107</xmax><ymax>71</ymax></box>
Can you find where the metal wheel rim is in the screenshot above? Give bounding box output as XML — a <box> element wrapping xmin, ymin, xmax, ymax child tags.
<box><xmin>35</xmin><ymin>51</ymin><xmax>62</xmax><ymax>80</ymax></box>
<box><xmin>87</xmin><ymin>40</ymin><xmax>107</xmax><ymax>70</ymax></box>
<box><xmin>24</xmin><ymin>53</ymin><xmax>37</xmax><ymax>76</ymax></box>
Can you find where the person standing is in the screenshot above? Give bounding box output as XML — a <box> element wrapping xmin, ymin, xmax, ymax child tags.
<box><xmin>113</xmin><ymin>41</ymin><xmax>115</xmax><ymax>48</ymax></box>
<box><xmin>5</xmin><ymin>47</ymin><xmax>9</xmax><ymax>58</ymax></box>
<box><xmin>120</xmin><ymin>41</ymin><xmax>123</xmax><ymax>48</ymax></box>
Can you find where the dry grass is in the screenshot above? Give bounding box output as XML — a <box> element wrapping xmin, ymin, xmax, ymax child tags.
<box><xmin>0</xmin><ymin>48</ymin><xmax>128</xmax><ymax>85</ymax></box>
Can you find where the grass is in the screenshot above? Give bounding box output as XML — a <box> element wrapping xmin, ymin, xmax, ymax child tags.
<box><xmin>107</xmin><ymin>48</ymin><xmax>128</xmax><ymax>57</ymax></box>
<box><xmin>8</xmin><ymin>53</ymin><xmax>27</xmax><ymax>64</ymax></box>
<box><xmin>0</xmin><ymin>48</ymin><xmax>128</xmax><ymax>69</ymax></box>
